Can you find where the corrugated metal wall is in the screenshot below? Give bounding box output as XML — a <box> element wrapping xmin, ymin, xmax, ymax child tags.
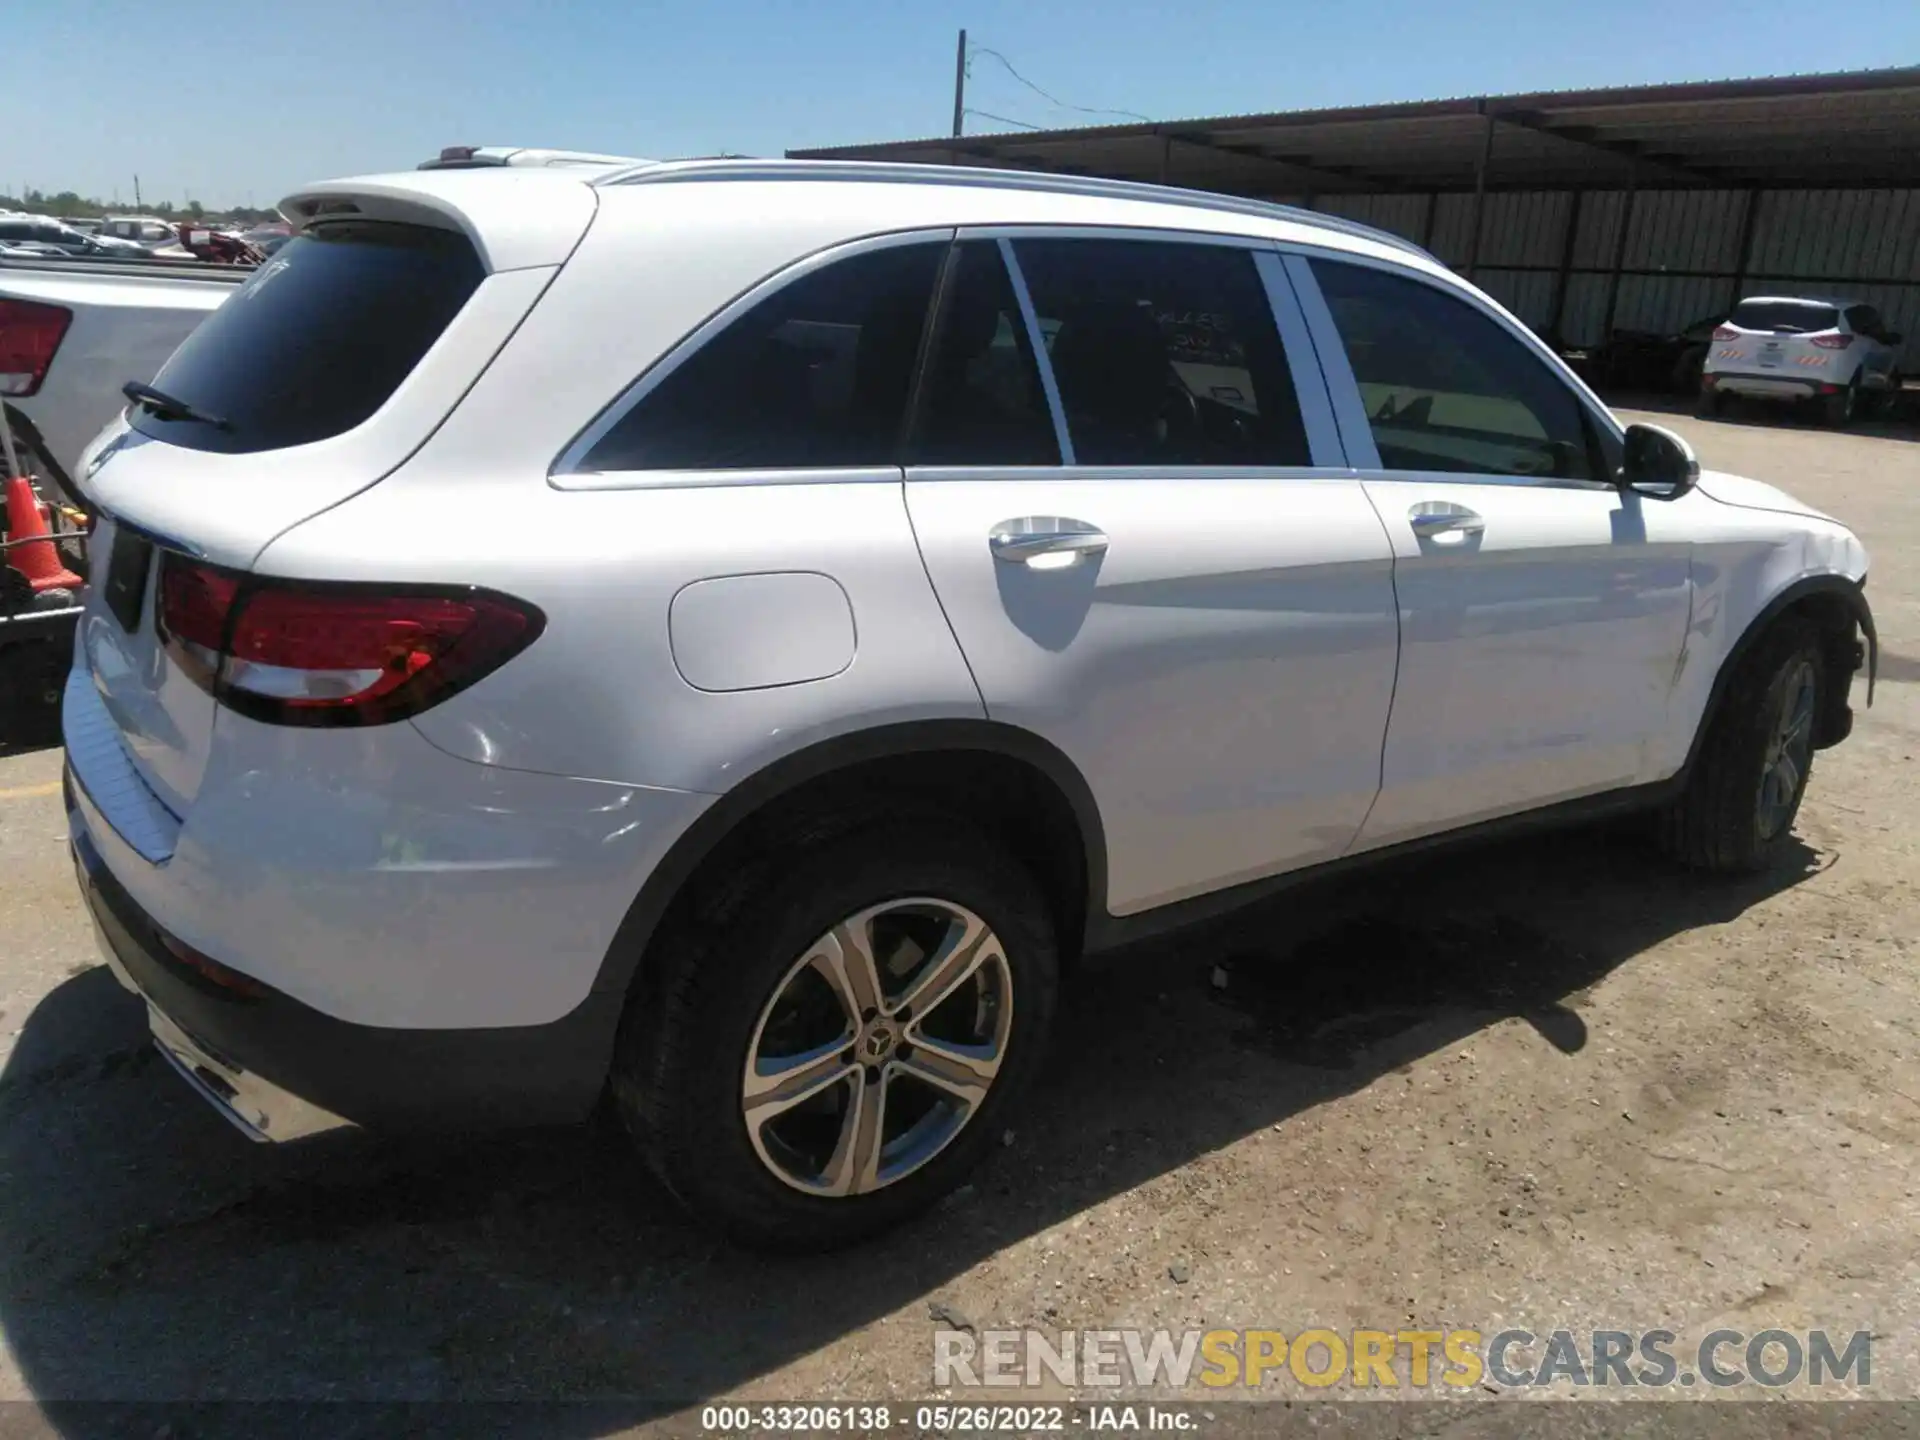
<box><xmin>1308</xmin><ymin>187</ymin><xmax>1920</xmax><ymax>369</ymax></box>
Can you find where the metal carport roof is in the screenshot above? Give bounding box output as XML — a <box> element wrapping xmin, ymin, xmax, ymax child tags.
<box><xmin>789</xmin><ymin>66</ymin><xmax>1920</xmax><ymax>194</ymax></box>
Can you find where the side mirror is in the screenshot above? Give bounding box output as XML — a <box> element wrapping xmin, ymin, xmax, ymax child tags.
<box><xmin>1620</xmin><ymin>422</ymin><xmax>1699</xmax><ymax>500</ymax></box>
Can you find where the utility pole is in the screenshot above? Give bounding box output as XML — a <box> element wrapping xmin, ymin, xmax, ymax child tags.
<box><xmin>951</xmin><ymin>29</ymin><xmax>967</xmax><ymax>138</ymax></box>
<box><xmin>134</xmin><ymin>173</ymin><xmax>143</xmax><ymax>209</ymax></box>
<box><xmin>1465</xmin><ymin>100</ymin><xmax>1495</xmax><ymax>280</ymax></box>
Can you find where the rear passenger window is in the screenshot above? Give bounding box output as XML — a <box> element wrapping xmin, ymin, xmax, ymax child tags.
<box><xmin>1309</xmin><ymin>259</ymin><xmax>1604</xmax><ymax>482</ymax></box>
<box><xmin>908</xmin><ymin>241</ymin><xmax>1059</xmax><ymax>466</ymax></box>
<box><xmin>1011</xmin><ymin>238</ymin><xmax>1309</xmax><ymax>467</ymax></box>
<box><xmin>581</xmin><ymin>243</ymin><xmax>944</xmax><ymax>472</ymax></box>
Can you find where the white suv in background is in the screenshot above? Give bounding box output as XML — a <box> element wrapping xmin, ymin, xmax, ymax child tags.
<box><xmin>1701</xmin><ymin>294</ymin><xmax>1904</xmax><ymax>424</ymax></box>
<box><xmin>67</xmin><ymin>158</ymin><xmax>1875</xmax><ymax>1249</ymax></box>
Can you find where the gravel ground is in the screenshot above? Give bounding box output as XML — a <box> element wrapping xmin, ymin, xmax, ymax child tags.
<box><xmin>0</xmin><ymin>399</ymin><xmax>1916</xmax><ymax>1438</ymax></box>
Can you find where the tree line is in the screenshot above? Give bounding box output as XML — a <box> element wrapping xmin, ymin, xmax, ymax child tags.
<box><xmin>0</xmin><ymin>189</ymin><xmax>280</xmax><ymax>226</ymax></box>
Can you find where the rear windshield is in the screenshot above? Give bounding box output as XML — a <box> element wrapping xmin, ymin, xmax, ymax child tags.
<box><xmin>1729</xmin><ymin>300</ymin><xmax>1839</xmax><ymax>334</ymax></box>
<box><xmin>130</xmin><ymin>221</ymin><xmax>484</xmax><ymax>454</ymax></box>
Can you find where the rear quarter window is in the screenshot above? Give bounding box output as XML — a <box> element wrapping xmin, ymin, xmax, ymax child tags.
<box><xmin>130</xmin><ymin>221</ymin><xmax>484</xmax><ymax>454</ymax></box>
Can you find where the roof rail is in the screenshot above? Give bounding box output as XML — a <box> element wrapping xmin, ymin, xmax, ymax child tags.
<box><xmin>601</xmin><ymin>158</ymin><xmax>1431</xmax><ymax>259</ymax></box>
<box><xmin>420</xmin><ymin>146</ymin><xmax>659</xmax><ymax>172</ymax></box>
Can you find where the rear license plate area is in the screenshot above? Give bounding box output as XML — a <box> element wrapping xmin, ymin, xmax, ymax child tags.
<box><xmin>102</xmin><ymin>528</ymin><xmax>154</xmax><ymax>634</ymax></box>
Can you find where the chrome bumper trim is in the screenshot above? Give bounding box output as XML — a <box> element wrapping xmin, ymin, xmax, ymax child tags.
<box><xmin>147</xmin><ymin>1006</ymin><xmax>352</xmax><ymax>1144</ymax></box>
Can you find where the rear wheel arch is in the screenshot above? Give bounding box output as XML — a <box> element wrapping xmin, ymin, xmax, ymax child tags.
<box><xmin>590</xmin><ymin>721</ymin><xmax>1107</xmax><ymax>1008</ymax></box>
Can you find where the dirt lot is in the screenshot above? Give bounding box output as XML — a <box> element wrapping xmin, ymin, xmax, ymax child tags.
<box><xmin>1</xmin><ymin>400</ymin><xmax>1917</xmax><ymax>1436</ymax></box>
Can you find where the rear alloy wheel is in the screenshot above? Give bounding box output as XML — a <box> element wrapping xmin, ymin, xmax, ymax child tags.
<box><xmin>614</xmin><ymin>822</ymin><xmax>1058</xmax><ymax>1250</ymax></box>
<box><xmin>742</xmin><ymin>897</ymin><xmax>1015</xmax><ymax>1198</ymax></box>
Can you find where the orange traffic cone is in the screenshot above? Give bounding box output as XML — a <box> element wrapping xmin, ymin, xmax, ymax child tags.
<box><xmin>4</xmin><ymin>475</ymin><xmax>83</xmax><ymax>592</ymax></box>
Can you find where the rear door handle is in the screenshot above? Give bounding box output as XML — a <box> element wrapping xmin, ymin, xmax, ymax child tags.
<box><xmin>989</xmin><ymin>518</ymin><xmax>1110</xmax><ymax>565</ymax></box>
<box><xmin>1407</xmin><ymin>504</ymin><xmax>1485</xmax><ymax>539</ymax></box>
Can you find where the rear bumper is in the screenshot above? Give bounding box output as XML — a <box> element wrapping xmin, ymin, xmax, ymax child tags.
<box><xmin>1706</xmin><ymin>370</ymin><xmax>1821</xmax><ymax>399</ymax></box>
<box><xmin>71</xmin><ymin>810</ymin><xmax>624</xmax><ymax>1136</ymax></box>
<box><xmin>61</xmin><ymin>662</ymin><xmax>713</xmax><ymax>1030</ymax></box>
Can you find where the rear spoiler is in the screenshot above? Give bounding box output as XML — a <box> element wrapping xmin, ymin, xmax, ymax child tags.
<box><xmin>419</xmin><ymin>146</ymin><xmax>656</xmax><ymax>171</ymax></box>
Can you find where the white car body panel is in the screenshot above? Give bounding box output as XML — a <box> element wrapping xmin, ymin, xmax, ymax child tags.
<box><xmin>1695</xmin><ymin>468</ymin><xmax>1840</xmax><ymax>523</ymax></box>
<box><xmin>60</xmin><ymin>160</ymin><xmax>1872</xmax><ymax>1065</ymax></box>
<box><xmin>67</xmin><ymin>655</ymin><xmax>710</xmax><ymax>1028</ymax></box>
<box><xmin>280</xmin><ymin>169</ymin><xmax>599</xmax><ymax>273</ymax></box>
<box><xmin>264</xmin><ymin>476</ymin><xmax>989</xmax><ymax>794</ymax></box>
<box><xmin>907</xmin><ymin>470</ymin><xmax>1400</xmax><ymax>914</ymax></box>
<box><xmin>1351</xmin><ymin>477</ymin><xmax>1693</xmax><ymax>849</ymax></box>
<box><xmin>1656</xmin><ymin>496</ymin><xmax>1869</xmax><ymax>780</ymax></box>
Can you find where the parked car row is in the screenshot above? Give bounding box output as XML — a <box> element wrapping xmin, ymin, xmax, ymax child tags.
<box><xmin>0</xmin><ymin>215</ymin><xmax>155</xmax><ymax>259</ymax></box>
<box><xmin>0</xmin><ymin>212</ymin><xmax>288</xmax><ymax>265</ymax></box>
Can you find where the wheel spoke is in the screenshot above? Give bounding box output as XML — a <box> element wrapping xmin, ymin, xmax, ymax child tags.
<box><xmin>810</xmin><ymin>919</ymin><xmax>885</xmax><ymax>1025</ymax></box>
<box><xmin>822</xmin><ymin>1068</ymin><xmax>887</xmax><ymax>1195</ymax></box>
<box><xmin>892</xmin><ymin>910</ymin><xmax>994</xmax><ymax>1022</ymax></box>
<box><xmin>897</xmin><ymin>1034</ymin><xmax>1000</xmax><ymax>1109</ymax></box>
<box><xmin>1779</xmin><ymin>675</ymin><xmax>1816</xmax><ymax>748</ymax></box>
<box><xmin>743</xmin><ymin>1042</ymin><xmax>854</xmax><ymax>1122</ymax></box>
<box><xmin>1772</xmin><ymin>751</ymin><xmax>1802</xmax><ymax>806</ymax></box>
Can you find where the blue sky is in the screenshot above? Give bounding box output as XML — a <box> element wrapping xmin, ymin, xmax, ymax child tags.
<box><xmin>14</xmin><ymin>0</ymin><xmax>1919</xmax><ymax>209</ymax></box>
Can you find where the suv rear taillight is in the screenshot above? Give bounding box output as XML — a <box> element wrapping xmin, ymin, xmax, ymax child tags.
<box><xmin>157</xmin><ymin>556</ymin><xmax>543</xmax><ymax>727</ymax></box>
<box><xmin>0</xmin><ymin>298</ymin><xmax>73</xmax><ymax>397</ymax></box>
<box><xmin>1811</xmin><ymin>332</ymin><xmax>1856</xmax><ymax>350</ymax></box>
<box><xmin>1712</xmin><ymin>325</ymin><xmax>1738</xmax><ymax>341</ymax></box>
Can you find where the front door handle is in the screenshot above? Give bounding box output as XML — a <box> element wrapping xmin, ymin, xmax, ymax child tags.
<box><xmin>1407</xmin><ymin>504</ymin><xmax>1486</xmax><ymax>540</ymax></box>
<box><xmin>989</xmin><ymin>517</ymin><xmax>1110</xmax><ymax>566</ymax></box>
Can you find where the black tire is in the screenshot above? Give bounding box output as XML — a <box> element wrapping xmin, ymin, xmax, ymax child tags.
<box><xmin>1694</xmin><ymin>385</ymin><xmax>1723</xmax><ymax>418</ymax></box>
<box><xmin>1822</xmin><ymin>376</ymin><xmax>1860</xmax><ymax>427</ymax></box>
<box><xmin>612</xmin><ymin>819</ymin><xmax>1059</xmax><ymax>1251</ymax></box>
<box><xmin>1674</xmin><ymin>345</ymin><xmax>1707</xmax><ymax>395</ymax></box>
<box><xmin>1659</xmin><ymin>618</ymin><xmax>1826</xmax><ymax>874</ymax></box>
<box><xmin>1863</xmin><ymin>374</ymin><xmax>1899</xmax><ymax>420</ymax></box>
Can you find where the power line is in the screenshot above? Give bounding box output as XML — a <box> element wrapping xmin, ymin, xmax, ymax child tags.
<box><xmin>964</xmin><ymin>107</ymin><xmax>1044</xmax><ymax>132</ymax></box>
<box><xmin>967</xmin><ymin>46</ymin><xmax>1153</xmax><ymax>124</ymax></box>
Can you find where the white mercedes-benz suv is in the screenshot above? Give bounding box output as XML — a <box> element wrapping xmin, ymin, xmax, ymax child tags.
<box><xmin>65</xmin><ymin>155</ymin><xmax>1875</xmax><ymax>1249</ymax></box>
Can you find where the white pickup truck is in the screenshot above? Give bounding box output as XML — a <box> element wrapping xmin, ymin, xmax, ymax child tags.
<box><xmin>1</xmin><ymin>254</ymin><xmax>242</xmax><ymax>499</ymax></box>
<box><xmin>2</xmin><ymin>256</ymin><xmax>240</xmax><ymax>708</ymax></box>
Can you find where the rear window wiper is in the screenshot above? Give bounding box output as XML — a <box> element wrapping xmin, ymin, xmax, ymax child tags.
<box><xmin>122</xmin><ymin>381</ymin><xmax>233</xmax><ymax>433</ymax></box>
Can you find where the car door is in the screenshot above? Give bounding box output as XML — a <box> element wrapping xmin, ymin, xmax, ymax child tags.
<box><xmin>905</xmin><ymin>234</ymin><xmax>1401</xmax><ymax>916</ymax></box>
<box><xmin>1291</xmin><ymin>253</ymin><xmax>1692</xmax><ymax>851</ymax></box>
<box><xmin>1846</xmin><ymin>305</ymin><xmax>1899</xmax><ymax>388</ymax></box>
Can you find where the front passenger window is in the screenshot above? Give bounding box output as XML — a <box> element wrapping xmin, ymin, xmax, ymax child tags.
<box><xmin>1309</xmin><ymin>259</ymin><xmax>1605</xmax><ymax>482</ymax></box>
